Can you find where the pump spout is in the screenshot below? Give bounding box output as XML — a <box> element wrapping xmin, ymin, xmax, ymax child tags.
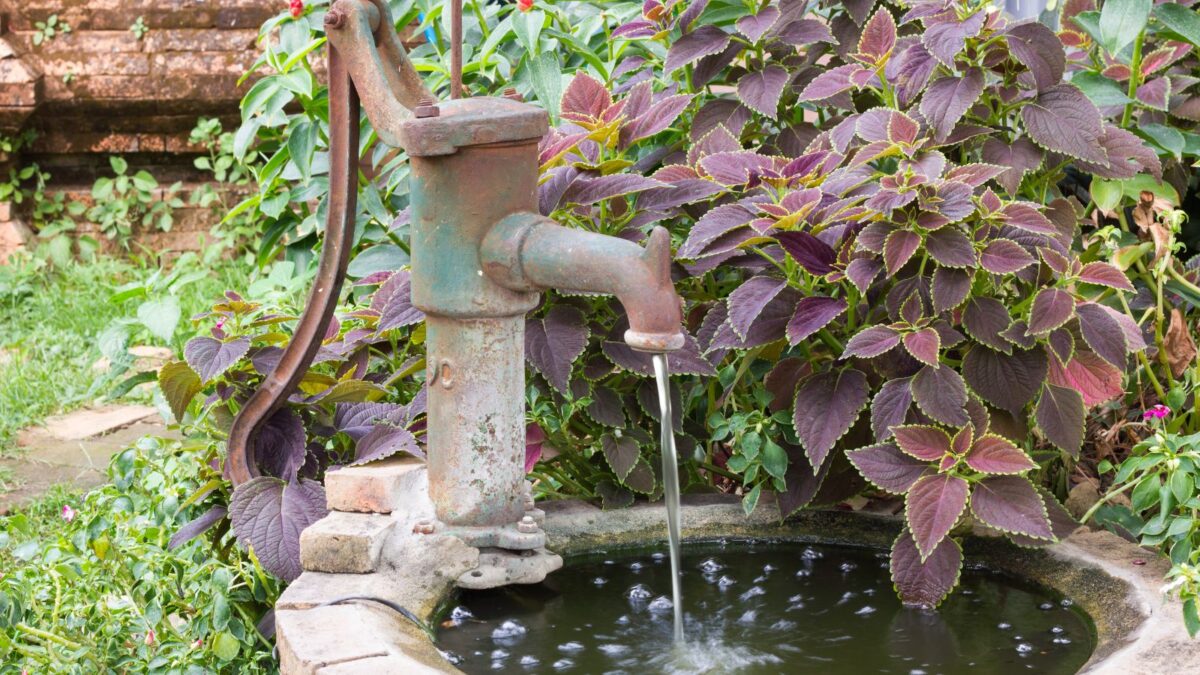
<box><xmin>481</xmin><ymin>214</ymin><xmax>685</xmax><ymax>353</ymax></box>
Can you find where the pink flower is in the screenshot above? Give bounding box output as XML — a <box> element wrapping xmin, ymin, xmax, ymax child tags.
<box><xmin>517</xmin><ymin>0</ymin><xmax>534</xmax><ymax>12</ymax></box>
<box><xmin>60</xmin><ymin>504</ymin><xmax>76</xmax><ymax>522</ymax></box>
<box><xmin>289</xmin><ymin>0</ymin><xmax>304</xmax><ymax>18</ymax></box>
<box><xmin>144</xmin><ymin>629</ymin><xmax>156</xmax><ymax>646</ymax></box>
<box><xmin>192</xmin><ymin>638</ymin><xmax>203</xmax><ymax>649</ymax></box>
<box><xmin>1143</xmin><ymin>404</ymin><xmax>1171</xmax><ymax>420</ymax></box>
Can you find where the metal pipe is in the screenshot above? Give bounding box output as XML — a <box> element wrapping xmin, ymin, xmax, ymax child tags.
<box><xmin>449</xmin><ymin>0</ymin><xmax>463</xmax><ymax>99</ymax></box>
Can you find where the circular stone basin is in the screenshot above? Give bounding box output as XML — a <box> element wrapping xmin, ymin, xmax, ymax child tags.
<box><xmin>435</xmin><ymin>540</ymin><xmax>1094</xmax><ymax>674</ymax></box>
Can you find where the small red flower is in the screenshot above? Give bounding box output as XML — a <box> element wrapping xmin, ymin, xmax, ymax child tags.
<box><xmin>1143</xmin><ymin>404</ymin><xmax>1171</xmax><ymax>420</ymax></box>
<box><xmin>144</xmin><ymin>629</ymin><xmax>157</xmax><ymax>646</ymax></box>
<box><xmin>289</xmin><ymin>0</ymin><xmax>304</xmax><ymax>18</ymax></box>
<box><xmin>517</xmin><ymin>0</ymin><xmax>534</xmax><ymax>12</ymax></box>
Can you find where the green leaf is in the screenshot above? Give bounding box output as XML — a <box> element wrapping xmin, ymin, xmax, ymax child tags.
<box><xmin>158</xmin><ymin>360</ymin><xmax>202</xmax><ymax>422</ymax></box>
<box><xmin>528</xmin><ymin>52</ymin><xmax>564</xmax><ymax>123</ymax></box>
<box><xmin>345</xmin><ymin>245</ymin><xmax>409</xmax><ymax>279</ymax></box>
<box><xmin>1099</xmin><ymin>0</ymin><xmax>1151</xmax><ymax>55</ymax></box>
<box><xmin>761</xmin><ymin>439</ymin><xmax>789</xmax><ymax>480</ymax></box>
<box><xmin>1091</xmin><ymin>178</ymin><xmax>1123</xmax><ymax>212</ymax></box>
<box><xmin>1119</xmin><ymin>174</ymin><xmax>1180</xmax><ymax>204</ymax></box>
<box><xmin>1132</xmin><ymin>475</ymin><xmax>1161</xmax><ymax>512</ymax></box>
<box><xmin>741</xmin><ymin>431</ymin><xmax>762</xmax><ymax>461</ymax></box>
<box><xmin>109</xmin><ymin>155</ymin><xmax>128</xmax><ymax>175</ymax></box>
<box><xmin>1185</xmin><ymin>598</ymin><xmax>1200</xmax><ymax>638</ymax></box>
<box><xmin>211</xmin><ymin>630</ymin><xmax>240</xmax><ymax>662</ymax></box>
<box><xmin>287</xmin><ymin>120</ymin><xmax>316</xmax><ymax>180</ymax></box>
<box><xmin>137</xmin><ymin>296</ymin><xmax>182</xmax><ymax>342</ymax></box>
<box><xmin>1169</xmin><ymin>471</ymin><xmax>1194</xmax><ymax>505</ymax></box>
<box><xmin>742</xmin><ymin>483</ymin><xmax>762</xmax><ymax>515</ymax></box>
<box><xmin>1072</xmin><ymin>72</ymin><xmax>1132</xmax><ymax>108</ymax></box>
<box><xmin>1155</xmin><ymin>3</ymin><xmax>1200</xmax><ymax>48</ymax></box>
<box><xmin>1140</xmin><ymin>122</ymin><xmax>1185</xmax><ymax>158</ymax></box>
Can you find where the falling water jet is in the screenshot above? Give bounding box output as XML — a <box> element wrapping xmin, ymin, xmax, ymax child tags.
<box><xmin>652</xmin><ymin>353</ymin><xmax>685</xmax><ymax>643</ymax></box>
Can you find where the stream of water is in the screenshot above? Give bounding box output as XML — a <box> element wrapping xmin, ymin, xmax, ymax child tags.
<box><xmin>651</xmin><ymin>353</ymin><xmax>685</xmax><ymax>644</ymax></box>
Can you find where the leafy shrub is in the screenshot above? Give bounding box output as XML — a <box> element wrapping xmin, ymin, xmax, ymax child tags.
<box><xmin>88</xmin><ymin>157</ymin><xmax>183</xmax><ymax>247</ymax></box>
<box><xmin>0</xmin><ymin>437</ymin><xmax>277</xmax><ymax>672</ymax></box>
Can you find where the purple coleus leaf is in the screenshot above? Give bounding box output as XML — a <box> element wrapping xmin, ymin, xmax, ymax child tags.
<box><xmin>561</xmin><ymin>174</ymin><xmax>665</xmax><ymax>205</ymax></box>
<box><xmin>843</xmin><ymin>325</ymin><xmax>901</xmax><ymax>358</ymax></box>
<box><xmin>1077</xmin><ymin>262</ymin><xmax>1134</xmax><ymax>292</ymax></box>
<box><xmin>602</xmin><ymin>433</ymin><xmax>640</xmax><ymax>481</ymax></box>
<box><xmin>787</xmin><ymin>296</ymin><xmax>847</xmax><ymax>345</ymax></box>
<box><xmin>778</xmin><ymin>441</ymin><xmax>834</xmax><ymax>518</ymax></box>
<box><xmin>892</xmin><ymin>424</ymin><xmax>952</xmax><ymax>462</ymax></box>
<box><xmin>932</xmin><ymin>267</ymin><xmax>971</xmax><ymax>312</ymax></box>
<box><xmin>921</xmin><ymin>7</ymin><xmax>986</xmax><ymax>67</ymax></box>
<box><xmin>965</xmin><ymin>435</ymin><xmax>1036</xmax><ymax>475</ymax></box>
<box><xmin>377</xmin><ymin>270</ymin><xmax>424</xmax><ymax>331</ymax></box>
<box><xmin>229</xmin><ymin>477</ymin><xmax>328</xmax><ymax>582</ymax></box>
<box><xmin>1008</xmin><ymin>488</ymin><xmax>1078</xmax><ymax>547</ymax></box>
<box><xmin>526</xmin><ymin>423</ymin><xmax>545</xmax><ymax>473</ymax></box>
<box><xmin>775</xmin><ymin>18</ymin><xmax>836</xmax><ymax>46</ymax></box>
<box><xmin>920</xmin><ymin>68</ymin><xmax>985</xmax><ymax>141</ymax></box>
<box><xmin>352</xmin><ymin>423</ymin><xmax>423</xmax><ymax>466</ymax></box>
<box><xmin>665</xmin><ymin>24</ymin><xmax>732</xmax><ymax>72</ymax></box>
<box><xmin>254</xmin><ymin>407</ymin><xmax>307</xmax><ymax>482</ymax></box>
<box><xmin>1136</xmin><ymin>77</ymin><xmax>1170</xmax><ymax>110</ymax></box>
<box><xmin>970</xmin><ymin>475</ymin><xmax>1054</xmax><ymax>540</ymax></box>
<box><xmin>561</xmin><ymin>72</ymin><xmax>612</xmax><ymax>123</ymax></box>
<box><xmin>906</xmin><ymin>473</ymin><xmax>970</xmax><ymax>560</ymax></box>
<box><xmin>891</xmin><ymin>528</ymin><xmax>963</xmax><ymax>609</ymax></box>
<box><xmin>737</xmin><ymin>66</ymin><xmax>790</xmax><ymax>119</ymax></box>
<box><xmin>624</xmin><ymin>94</ymin><xmax>694</xmax><ymax>146</ymax></box>
<box><xmin>911</xmin><ymin>364</ymin><xmax>969</xmax><ymax>426</ymax></box>
<box><xmin>798</xmin><ymin>63</ymin><xmax>863</xmax><ymax>102</ymax></box>
<box><xmin>857</xmin><ymin>8</ymin><xmax>897</xmax><ymax>62</ymax></box>
<box><xmin>982</xmin><ymin>137</ymin><xmax>1044</xmax><ymax>195</ymax></box>
<box><xmin>1075</xmin><ymin>302</ymin><xmax>1128</xmax><ymax>367</ymax></box>
<box><xmin>1047</xmin><ymin>351</ymin><xmax>1124</xmax><ymax>408</ymax></box>
<box><xmin>728</xmin><ymin>276</ymin><xmax>788</xmax><ymax>339</ymax></box>
<box><xmin>736</xmin><ymin>5</ymin><xmax>780</xmax><ymax>42</ymax></box>
<box><xmin>979</xmin><ymin>239</ymin><xmax>1036</xmax><ymax>274</ymax></box>
<box><xmin>872</xmin><ymin>377</ymin><xmax>913</xmax><ymax>441</ymax></box>
<box><xmin>335</xmin><ymin>402</ymin><xmax>407</xmax><ymax>441</ymax></box>
<box><xmin>1020</xmin><ymin>84</ymin><xmax>1109</xmax><ymax>166</ymax></box>
<box><xmin>678</xmin><ymin>203</ymin><xmax>757</xmax><ymax>259</ymax></box>
<box><xmin>775</xmin><ymin>231</ymin><xmax>836</xmax><ymax>275</ymax></box>
<box><xmin>169</xmin><ymin>505</ymin><xmax>228</xmax><ymax>550</ymax></box>
<box><xmin>525</xmin><ymin>306</ymin><xmax>590</xmax><ymax>394</ymax></box>
<box><xmin>903</xmin><ymin>328</ymin><xmax>941</xmax><ymax>367</ymax></box>
<box><xmin>1036</xmin><ymin>383</ymin><xmax>1085</xmax><ymax>456</ymax></box>
<box><xmin>884</xmin><ymin>230</ymin><xmax>922</xmax><ymax>275</ymax></box>
<box><xmin>847</xmin><ymin>443</ymin><xmax>929</xmax><ymax>493</ymax></box>
<box><xmin>792</xmin><ymin>369</ymin><xmax>869</xmax><ymax>470</ymax></box>
<box><xmin>962</xmin><ymin>345</ymin><xmax>1048</xmax><ymax>414</ymax></box>
<box><xmin>1005</xmin><ymin>22</ymin><xmax>1066</xmax><ymax>92</ymax></box>
<box><xmin>924</xmin><ymin>228</ymin><xmax>977</xmax><ymax>268</ymax></box>
<box><xmin>963</xmin><ymin>297</ymin><xmax>1013</xmax><ymax>352</ymax></box>
<box><xmin>184</xmin><ymin>335</ymin><xmax>250</xmax><ymax>383</ymax></box>
<box><xmin>1028</xmin><ymin>288</ymin><xmax>1076</xmax><ymax>334</ymax></box>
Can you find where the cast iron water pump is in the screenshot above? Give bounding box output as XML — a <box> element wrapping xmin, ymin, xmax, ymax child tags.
<box><xmin>226</xmin><ymin>0</ymin><xmax>684</xmax><ymax>586</ymax></box>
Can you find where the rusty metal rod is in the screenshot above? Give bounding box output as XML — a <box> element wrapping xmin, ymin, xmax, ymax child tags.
<box><xmin>449</xmin><ymin>0</ymin><xmax>463</xmax><ymax>98</ymax></box>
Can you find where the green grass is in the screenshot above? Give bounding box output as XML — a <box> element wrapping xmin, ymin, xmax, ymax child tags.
<box><xmin>0</xmin><ymin>256</ymin><xmax>252</xmax><ymax>453</ymax></box>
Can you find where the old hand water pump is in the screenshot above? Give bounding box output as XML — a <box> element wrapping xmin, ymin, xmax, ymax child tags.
<box><xmin>226</xmin><ymin>0</ymin><xmax>684</xmax><ymax>587</ymax></box>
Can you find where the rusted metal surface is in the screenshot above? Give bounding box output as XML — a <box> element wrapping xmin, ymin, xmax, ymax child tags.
<box><xmin>481</xmin><ymin>214</ymin><xmax>686</xmax><ymax>352</ymax></box>
<box><xmin>399</xmin><ymin>97</ymin><xmax>547</xmax><ymax>158</ymax></box>
<box><xmin>449</xmin><ymin>0</ymin><xmax>464</xmax><ymax>100</ymax></box>
<box><xmin>226</xmin><ymin>43</ymin><xmax>362</xmax><ymax>486</ymax></box>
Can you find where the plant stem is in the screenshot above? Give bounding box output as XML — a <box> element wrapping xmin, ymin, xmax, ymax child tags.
<box><xmin>15</xmin><ymin>623</ymin><xmax>83</xmax><ymax>650</ymax></box>
<box><xmin>1121</xmin><ymin>31</ymin><xmax>1146</xmax><ymax>128</ymax></box>
<box><xmin>1080</xmin><ymin>479</ymin><xmax>1136</xmax><ymax>526</ymax></box>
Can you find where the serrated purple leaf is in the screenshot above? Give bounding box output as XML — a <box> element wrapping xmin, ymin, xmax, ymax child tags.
<box><xmin>963</xmin><ymin>297</ymin><xmax>1013</xmax><ymax>352</ymax></box>
<box><xmin>1006</xmin><ymin>22</ymin><xmax>1066</xmax><ymax>91</ymax></box>
<box><xmin>921</xmin><ymin>68</ymin><xmax>985</xmax><ymax>141</ymax></box>
<box><xmin>377</xmin><ymin>270</ymin><xmax>424</xmax><ymax>331</ymax></box>
<box><xmin>737</xmin><ymin>66</ymin><xmax>790</xmax><ymax>118</ymax></box>
<box><xmin>526</xmin><ymin>306</ymin><xmax>590</xmax><ymax>394</ymax></box>
<box><xmin>775</xmin><ymin>18</ymin><xmax>835</xmax><ymax>46</ymax></box>
<box><xmin>169</xmin><ymin>505</ymin><xmax>228</xmax><ymax>550</ymax></box>
<box><xmin>979</xmin><ymin>239</ymin><xmax>1036</xmax><ymax>274</ymax></box>
<box><xmin>561</xmin><ymin>72</ymin><xmax>612</xmax><ymax>122</ymax></box>
<box><xmin>922</xmin><ymin>9</ymin><xmax>985</xmax><ymax>67</ymax></box>
<box><xmin>184</xmin><ymin>336</ymin><xmax>251</xmax><ymax>383</ymax></box>
<box><xmin>906</xmin><ymin>473</ymin><xmax>969</xmax><ymax>559</ymax></box>
<box><xmin>561</xmin><ymin>174</ymin><xmax>665</xmax><ymax>205</ymax></box>
<box><xmin>792</xmin><ymin>369</ymin><xmax>869</xmax><ymax>469</ymax></box>
<box><xmin>334</xmin><ymin>402</ymin><xmax>406</xmax><ymax>441</ymax></box>
<box><xmin>728</xmin><ymin>276</ymin><xmax>787</xmax><ymax>339</ymax></box>
<box><xmin>843</xmin><ymin>325</ymin><xmax>901</xmax><ymax>358</ymax></box>
<box><xmin>798</xmin><ymin>63</ymin><xmax>863</xmax><ymax>102</ymax></box>
<box><xmin>625</xmin><ymin>94</ymin><xmax>695</xmax><ymax>145</ymax></box>
<box><xmin>903</xmin><ymin>328</ymin><xmax>941</xmax><ymax>367</ymax></box>
<box><xmin>982</xmin><ymin>137</ymin><xmax>1044</xmax><ymax>195</ymax></box>
<box><xmin>1077</xmin><ymin>262</ymin><xmax>1134</xmax><ymax>291</ymax></box>
<box><xmin>884</xmin><ymin>229</ymin><xmax>922</xmax><ymax>274</ymax></box>
<box><xmin>932</xmin><ymin>266</ymin><xmax>971</xmax><ymax>312</ymax></box>
<box><xmin>787</xmin><ymin>296</ymin><xmax>847</xmax><ymax>345</ymax></box>
<box><xmin>229</xmin><ymin>477</ymin><xmax>328</xmax><ymax>582</ymax></box>
<box><xmin>911</xmin><ymin>364</ymin><xmax>968</xmax><ymax>426</ymax></box>
<box><xmin>872</xmin><ymin>377</ymin><xmax>913</xmax><ymax>441</ymax></box>
<box><xmin>736</xmin><ymin>5</ymin><xmax>780</xmax><ymax>42</ymax></box>
<box><xmin>778</xmin><ymin>441</ymin><xmax>834</xmax><ymax>517</ymax></box>
<box><xmin>1036</xmin><ymin>382</ymin><xmax>1084</xmax><ymax>456</ymax></box>
<box><xmin>775</xmin><ymin>231</ymin><xmax>836</xmax><ymax>275</ymax></box>
<box><xmin>966</xmin><ymin>435</ymin><xmax>1036</xmax><ymax>474</ymax></box>
<box><xmin>971</xmin><ymin>476</ymin><xmax>1053</xmax><ymax>539</ymax></box>
<box><xmin>665</xmin><ymin>24</ymin><xmax>732</xmax><ymax>72</ymax></box>
<box><xmin>925</xmin><ymin>228</ymin><xmax>977</xmax><ymax>268</ymax></box>
<box><xmin>253</xmin><ymin>407</ymin><xmax>307</xmax><ymax>482</ymax></box>
<box><xmin>848</xmin><ymin>443</ymin><xmax>929</xmax><ymax>493</ymax></box>
<box><xmin>1075</xmin><ymin>302</ymin><xmax>1127</xmax><ymax>367</ymax></box>
<box><xmin>962</xmin><ymin>345</ymin><xmax>1048</xmax><ymax>414</ymax></box>
<box><xmin>679</xmin><ymin>203</ymin><xmax>757</xmax><ymax>259</ymax></box>
<box><xmin>891</xmin><ymin>529</ymin><xmax>963</xmax><ymax>608</ymax></box>
<box><xmin>858</xmin><ymin>8</ymin><xmax>897</xmax><ymax>60</ymax></box>
<box><xmin>353</xmin><ymin>423</ymin><xmax>423</xmax><ymax>465</ymax></box>
<box><xmin>1021</xmin><ymin>84</ymin><xmax>1108</xmax><ymax>165</ymax></box>
<box><xmin>1028</xmin><ymin>288</ymin><xmax>1076</xmax><ymax>334</ymax></box>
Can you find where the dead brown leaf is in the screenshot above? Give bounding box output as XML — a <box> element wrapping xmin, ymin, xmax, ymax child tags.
<box><xmin>1165</xmin><ymin>307</ymin><xmax>1197</xmax><ymax>378</ymax></box>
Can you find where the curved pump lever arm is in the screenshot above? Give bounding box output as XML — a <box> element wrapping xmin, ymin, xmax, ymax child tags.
<box><xmin>226</xmin><ymin>0</ymin><xmax>429</xmax><ymax>485</ymax></box>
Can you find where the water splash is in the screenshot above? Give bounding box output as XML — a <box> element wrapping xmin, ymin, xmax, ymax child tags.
<box><xmin>652</xmin><ymin>353</ymin><xmax>685</xmax><ymax>643</ymax></box>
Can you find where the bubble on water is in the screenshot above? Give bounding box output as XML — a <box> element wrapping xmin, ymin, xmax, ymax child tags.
<box><xmin>718</xmin><ymin>575</ymin><xmax>737</xmax><ymax>588</ymax></box>
<box><xmin>629</xmin><ymin>562</ymin><xmax>644</xmax><ymax>572</ymax></box>
<box><xmin>651</xmin><ymin>552</ymin><xmax>665</xmax><ymax>562</ymax></box>
<box><xmin>787</xmin><ymin>601</ymin><xmax>805</xmax><ymax>612</ymax></box>
<box><xmin>863</xmin><ymin>588</ymin><xmax>876</xmax><ymax>596</ymax></box>
<box><xmin>649</xmin><ymin>596</ymin><xmax>674</xmax><ymax>614</ymax></box>
<box><xmin>440</xmin><ymin>650</ymin><xmax>464</xmax><ymax>665</ymax></box>
<box><xmin>910</xmin><ymin>670</ymin><xmax>928</xmax><ymax>675</ymax></box>
<box><xmin>1016</xmin><ymin>642</ymin><xmax>1035</xmax><ymax>655</ymax></box>
<box><xmin>788</xmin><ymin>594</ymin><xmax>804</xmax><ymax>603</ymax></box>
<box><xmin>599</xmin><ymin>644</ymin><xmax>631</xmax><ymax>657</ymax></box>
<box><xmin>763</xmin><ymin>563</ymin><xmax>777</xmax><ymax>573</ymax></box>
<box><xmin>1050</xmin><ymin>625</ymin><xmax>1065</xmax><ymax>634</ymax></box>
<box><xmin>615</xmin><ymin>615</ymin><xmax>630</xmax><ymax>626</ymax></box>
<box><xmin>961</xmin><ymin>589</ymin><xmax>974</xmax><ymax>595</ymax></box>
<box><xmin>604</xmin><ymin>560</ymin><xmax>615</xmax><ymax>565</ymax></box>
<box><xmin>855</xmin><ymin>605</ymin><xmax>877</xmax><ymax>616</ymax></box>
<box><xmin>1061</xmin><ymin>599</ymin><xmax>1074</xmax><ymax>608</ymax></box>
<box><xmin>771</xmin><ymin>619</ymin><xmax>797</xmax><ymax>631</ymax></box>
<box><xmin>553</xmin><ymin>658</ymin><xmax>575</xmax><ymax>670</ymax></box>
<box><xmin>795</xmin><ymin>569</ymin><xmax>812</xmax><ymax>578</ymax></box>
<box><xmin>450</xmin><ymin>606</ymin><xmax>474</xmax><ymax>622</ymax></box>
<box><xmin>802</xmin><ymin>547</ymin><xmax>823</xmax><ymax>560</ymax></box>
<box><xmin>1039</xmin><ymin>602</ymin><xmax>1055</xmax><ymax>611</ymax></box>
<box><xmin>737</xmin><ymin>609</ymin><xmax>758</xmax><ymax>624</ymax></box>
<box><xmin>1053</xmin><ymin>637</ymin><xmax>1072</xmax><ymax>645</ymax></box>
<box><xmin>998</xmin><ymin>622</ymin><xmax>1013</xmax><ymax>630</ymax></box>
<box><xmin>491</xmin><ymin>620</ymin><xmax>527</xmax><ymax>643</ymax></box>
<box><xmin>491</xmin><ymin>649</ymin><xmax>510</xmax><ymax>660</ymax></box>
<box><xmin>836</xmin><ymin>591</ymin><xmax>857</xmax><ymax>605</ymax></box>
<box><xmin>558</xmin><ymin>641</ymin><xmax>584</xmax><ymax>653</ymax></box>
<box><xmin>491</xmin><ymin>661</ymin><xmax>505</xmax><ymax>671</ymax></box>
<box><xmin>698</xmin><ymin>558</ymin><xmax>724</xmax><ymax>573</ymax></box>
<box><xmin>739</xmin><ymin>586</ymin><xmax>766</xmax><ymax>602</ymax></box>
<box><xmin>627</xmin><ymin>584</ymin><xmax>653</xmax><ymax>601</ymax></box>
<box><xmin>840</xmin><ymin>561</ymin><xmax>857</xmax><ymax>573</ymax></box>
<box><xmin>593</xmin><ymin>577</ymin><xmax>607</xmax><ymax>587</ymax></box>
<box><xmin>519</xmin><ymin>655</ymin><xmax>539</xmax><ymax>667</ymax></box>
<box><xmin>753</xmin><ymin>575</ymin><xmax>768</xmax><ymax>583</ymax></box>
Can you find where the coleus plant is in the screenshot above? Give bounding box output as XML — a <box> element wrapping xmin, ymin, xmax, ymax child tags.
<box><xmin>157</xmin><ymin>267</ymin><xmax>428</xmax><ymax>581</ymax></box>
<box><xmin>531</xmin><ymin>0</ymin><xmax>1160</xmax><ymax>606</ymax></box>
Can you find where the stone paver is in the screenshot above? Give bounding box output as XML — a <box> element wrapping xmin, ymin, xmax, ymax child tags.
<box><xmin>0</xmin><ymin>405</ymin><xmax>173</xmax><ymax>514</ymax></box>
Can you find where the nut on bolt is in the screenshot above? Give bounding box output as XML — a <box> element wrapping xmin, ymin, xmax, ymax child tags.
<box><xmin>414</xmin><ymin>96</ymin><xmax>440</xmax><ymax>119</ymax></box>
<box><xmin>517</xmin><ymin>515</ymin><xmax>539</xmax><ymax>534</ymax></box>
<box><xmin>324</xmin><ymin>9</ymin><xmax>346</xmax><ymax>29</ymax></box>
<box><xmin>503</xmin><ymin>87</ymin><xmax>524</xmax><ymax>102</ymax></box>
<box><xmin>413</xmin><ymin>519</ymin><xmax>436</xmax><ymax>535</ymax></box>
